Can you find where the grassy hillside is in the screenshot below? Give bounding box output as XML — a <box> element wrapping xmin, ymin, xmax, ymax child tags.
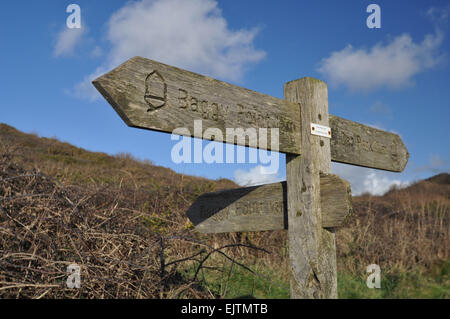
<box><xmin>0</xmin><ymin>123</ymin><xmax>448</xmax><ymax>298</ymax></box>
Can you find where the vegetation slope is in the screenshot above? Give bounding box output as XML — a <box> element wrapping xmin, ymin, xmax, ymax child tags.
<box><xmin>0</xmin><ymin>123</ymin><xmax>448</xmax><ymax>298</ymax></box>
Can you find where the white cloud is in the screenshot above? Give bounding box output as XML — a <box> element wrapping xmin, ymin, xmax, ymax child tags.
<box><xmin>332</xmin><ymin>163</ymin><xmax>410</xmax><ymax>196</ymax></box>
<box><xmin>70</xmin><ymin>66</ymin><xmax>108</xmax><ymax>101</ymax></box>
<box><xmin>362</xmin><ymin>172</ymin><xmax>410</xmax><ymax>196</ymax></box>
<box><xmin>91</xmin><ymin>46</ymin><xmax>103</xmax><ymax>57</ymax></box>
<box><xmin>426</xmin><ymin>5</ymin><xmax>450</xmax><ymax>24</ymax></box>
<box><xmin>234</xmin><ymin>165</ymin><xmax>281</xmax><ymax>187</ymax></box>
<box><xmin>54</xmin><ymin>27</ymin><xmax>86</xmax><ymax>57</ymax></box>
<box><xmin>234</xmin><ymin>163</ymin><xmax>410</xmax><ymax>195</ymax></box>
<box><xmin>318</xmin><ymin>30</ymin><xmax>445</xmax><ymax>91</ymax></box>
<box><xmin>74</xmin><ymin>0</ymin><xmax>266</xmax><ymax>100</ymax></box>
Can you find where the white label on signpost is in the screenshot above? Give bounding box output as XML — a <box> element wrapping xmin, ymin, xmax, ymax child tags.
<box><xmin>311</xmin><ymin>123</ymin><xmax>331</xmax><ymax>138</ymax></box>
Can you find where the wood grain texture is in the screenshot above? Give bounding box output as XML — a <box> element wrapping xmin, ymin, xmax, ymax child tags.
<box><xmin>187</xmin><ymin>174</ymin><xmax>352</xmax><ymax>233</ymax></box>
<box><xmin>285</xmin><ymin>78</ymin><xmax>337</xmax><ymax>299</ymax></box>
<box><xmin>93</xmin><ymin>56</ymin><xmax>409</xmax><ymax>172</ymax></box>
<box><xmin>93</xmin><ymin>56</ymin><xmax>297</xmax><ymax>153</ymax></box>
<box><xmin>329</xmin><ymin>115</ymin><xmax>409</xmax><ymax>172</ymax></box>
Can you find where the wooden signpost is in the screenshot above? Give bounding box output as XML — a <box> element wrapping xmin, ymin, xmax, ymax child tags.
<box><xmin>93</xmin><ymin>56</ymin><xmax>409</xmax><ymax>299</ymax></box>
<box><xmin>186</xmin><ymin>174</ymin><xmax>352</xmax><ymax>233</ymax></box>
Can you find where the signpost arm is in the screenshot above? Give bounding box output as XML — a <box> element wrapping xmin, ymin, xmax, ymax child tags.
<box><xmin>284</xmin><ymin>78</ymin><xmax>337</xmax><ymax>299</ymax></box>
<box><xmin>93</xmin><ymin>57</ymin><xmax>409</xmax><ymax>172</ymax></box>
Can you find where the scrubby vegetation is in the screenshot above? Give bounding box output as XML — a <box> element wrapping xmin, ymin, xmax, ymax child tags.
<box><xmin>0</xmin><ymin>123</ymin><xmax>448</xmax><ymax>298</ymax></box>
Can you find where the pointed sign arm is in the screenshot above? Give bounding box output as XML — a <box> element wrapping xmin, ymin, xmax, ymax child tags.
<box><xmin>93</xmin><ymin>56</ymin><xmax>409</xmax><ymax>172</ymax></box>
<box><xmin>186</xmin><ymin>174</ymin><xmax>353</xmax><ymax>234</ymax></box>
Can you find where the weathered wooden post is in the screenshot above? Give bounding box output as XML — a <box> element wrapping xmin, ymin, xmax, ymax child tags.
<box><xmin>93</xmin><ymin>56</ymin><xmax>409</xmax><ymax>299</ymax></box>
<box><xmin>284</xmin><ymin>78</ymin><xmax>336</xmax><ymax>298</ymax></box>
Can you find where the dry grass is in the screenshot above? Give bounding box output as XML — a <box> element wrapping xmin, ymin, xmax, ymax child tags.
<box><xmin>336</xmin><ymin>181</ymin><xmax>449</xmax><ymax>275</ymax></box>
<box><xmin>0</xmin><ymin>147</ymin><xmax>269</xmax><ymax>299</ymax></box>
<box><xmin>0</xmin><ymin>123</ymin><xmax>448</xmax><ymax>298</ymax></box>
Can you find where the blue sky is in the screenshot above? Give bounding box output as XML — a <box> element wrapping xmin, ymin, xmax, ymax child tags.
<box><xmin>1</xmin><ymin>0</ymin><xmax>449</xmax><ymax>195</ymax></box>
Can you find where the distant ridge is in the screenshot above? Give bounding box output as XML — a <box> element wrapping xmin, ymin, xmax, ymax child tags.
<box><xmin>426</xmin><ymin>173</ymin><xmax>450</xmax><ymax>185</ymax></box>
<box><xmin>0</xmin><ymin>122</ymin><xmax>237</xmax><ymax>191</ymax></box>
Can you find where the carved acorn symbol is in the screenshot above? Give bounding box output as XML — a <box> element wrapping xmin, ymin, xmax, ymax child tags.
<box><xmin>144</xmin><ymin>71</ymin><xmax>167</xmax><ymax>112</ymax></box>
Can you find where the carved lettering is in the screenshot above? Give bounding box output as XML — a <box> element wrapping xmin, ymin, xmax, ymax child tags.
<box><xmin>190</xmin><ymin>97</ymin><xmax>198</xmax><ymax>111</ymax></box>
<box><xmin>178</xmin><ymin>89</ymin><xmax>188</xmax><ymax>108</ymax></box>
<box><xmin>361</xmin><ymin>138</ymin><xmax>370</xmax><ymax>151</ymax></box>
<box><xmin>201</xmin><ymin>100</ymin><xmax>208</xmax><ymax>119</ymax></box>
<box><xmin>200</xmin><ymin>199</ymin><xmax>284</xmax><ymax>223</ymax></box>
<box><xmin>177</xmin><ymin>87</ymin><xmax>235</xmax><ymax>123</ymax></box>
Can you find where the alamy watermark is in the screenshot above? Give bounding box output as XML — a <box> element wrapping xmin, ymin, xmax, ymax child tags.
<box><xmin>366</xmin><ymin>4</ymin><xmax>381</xmax><ymax>29</ymax></box>
<box><xmin>66</xmin><ymin>263</ymin><xmax>81</xmax><ymax>289</ymax></box>
<box><xmin>366</xmin><ymin>264</ymin><xmax>381</xmax><ymax>289</ymax></box>
<box><xmin>66</xmin><ymin>4</ymin><xmax>81</xmax><ymax>29</ymax></box>
<box><xmin>171</xmin><ymin>120</ymin><xmax>280</xmax><ymax>174</ymax></box>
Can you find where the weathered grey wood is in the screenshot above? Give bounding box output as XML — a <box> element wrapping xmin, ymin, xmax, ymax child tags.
<box><xmin>93</xmin><ymin>56</ymin><xmax>409</xmax><ymax>172</ymax></box>
<box><xmin>187</xmin><ymin>174</ymin><xmax>352</xmax><ymax>233</ymax></box>
<box><xmin>320</xmin><ymin>175</ymin><xmax>353</xmax><ymax>228</ymax></box>
<box><xmin>93</xmin><ymin>56</ymin><xmax>296</xmax><ymax>153</ymax></box>
<box><xmin>285</xmin><ymin>78</ymin><xmax>337</xmax><ymax>299</ymax></box>
<box><xmin>329</xmin><ymin>115</ymin><xmax>409</xmax><ymax>172</ymax></box>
